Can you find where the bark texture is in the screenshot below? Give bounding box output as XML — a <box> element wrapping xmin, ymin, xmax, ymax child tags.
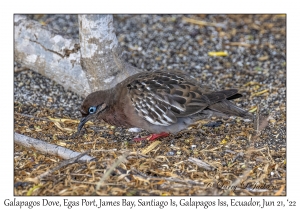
<box><xmin>15</xmin><ymin>132</ymin><xmax>95</xmax><ymax>162</ymax></box>
<box><xmin>14</xmin><ymin>14</ymin><xmax>141</xmax><ymax>97</ymax></box>
<box><xmin>14</xmin><ymin>15</ymin><xmax>91</xmax><ymax>97</ymax></box>
<box><xmin>78</xmin><ymin>15</ymin><xmax>140</xmax><ymax>92</ymax></box>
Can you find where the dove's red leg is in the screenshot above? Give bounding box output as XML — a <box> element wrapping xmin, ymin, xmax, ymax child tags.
<box><xmin>133</xmin><ymin>132</ymin><xmax>169</xmax><ymax>142</ymax></box>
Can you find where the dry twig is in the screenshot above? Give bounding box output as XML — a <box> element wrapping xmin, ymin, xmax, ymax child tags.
<box><xmin>28</xmin><ymin>150</ymin><xmax>91</xmax><ymax>183</ymax></box>
<box><xmin>14</xmin><ymin>132</ymin><xmax>95</xmax><ymax>161</ymax></box>
<box><xmin>188</xmin><ymin>157</ymin><xmax>216</xmax><ymax>171</ymax></box>
<box><xmin>94</xmin><ymin>152</ymin><xmax>130</xmax><ymax>193</ymax></box>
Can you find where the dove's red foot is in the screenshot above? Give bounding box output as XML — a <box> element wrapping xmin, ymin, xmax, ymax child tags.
<box><xmin>133</xmin><ymin>132</ymin><xmax>169</xmax><ymax>142</ymax></box>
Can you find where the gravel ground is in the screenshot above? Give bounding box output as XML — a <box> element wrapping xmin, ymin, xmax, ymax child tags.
<box><xmin>14</xmin><ymin>14</ymin><xmax>286</xmax><ymax>195</ymax></box>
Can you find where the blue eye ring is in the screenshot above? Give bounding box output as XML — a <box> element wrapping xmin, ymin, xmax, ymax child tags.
<box><xmin>88</xmin><ymin>106</ymin><xmax>97</xmax><ymax>114</ymax></box>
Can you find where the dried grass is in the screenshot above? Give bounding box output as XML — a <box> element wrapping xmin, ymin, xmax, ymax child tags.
<box><xmin>14</xmin><ymin>103</ymin><xmax>286</xmax><ymax>196</ymax></box>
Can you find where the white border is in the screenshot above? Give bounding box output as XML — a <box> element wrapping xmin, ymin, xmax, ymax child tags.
<box><xmin>3</xmin><ymin>0</ymin><xmax>297</xmax><ymax>209</ymax></box>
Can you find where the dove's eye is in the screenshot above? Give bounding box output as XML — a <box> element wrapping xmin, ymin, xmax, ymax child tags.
<box><xmin>88</xmin><ymin>106</ymin><xmax>97</xmax><ymax>114</ymax></box>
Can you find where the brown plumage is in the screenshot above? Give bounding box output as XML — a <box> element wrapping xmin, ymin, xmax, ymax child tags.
<box><xmin>78</xmin><ymin>71</ymin><xmax>252</xmax><ymax>134</ymax></box>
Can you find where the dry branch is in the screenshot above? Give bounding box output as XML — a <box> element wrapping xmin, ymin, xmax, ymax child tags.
<box><xmin>188</xmin><ymin>157</ymin><xmax>216</xmax><ymax>171</ymax></box>
<box><xmin>30</xmin><ymin>150</ymin><xmax>91</xmax><ymax>183</ymax></box>
<box><xmin>14</xmin><ymin>15</ymin><xmax>90</xmax><ymax>97</ymax></box>
<box><xmin>15</xmin><ymin>14</ymin><xmax>141</xmax><ymax>97</ymax></box>
<box><xmin>14</xmin><ymin>132</ymin><xmax>95</xmax><ymax>162</ymax></box>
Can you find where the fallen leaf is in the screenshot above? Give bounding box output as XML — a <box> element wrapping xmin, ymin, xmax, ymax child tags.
<box><xmin>258</xmin><ymin>55</ymin><xmax>269</xmax><ymax>61</ymax></box>
<box><xmin>251</xmin><ymin>89</ymin><xmax>269</xmax><ymax>97</ymax></box>
<box><xmin>52</xmin><ymin>121</ymin><xmax>75</xmax><ymax>133</ymax></box>
<box><xmin>141</xmin><ymin>141</ymin><xmax>161</xmax><ymax>155</ymax></box>
<box><xmin>249</xmin><ymin>106</ymin><xmax>258</xmax><ymax>112</ymax></box>
<box><xmin>208</xmin><ymin>51</ymin><xmax>228</xmax><ymax>56</ymax></box>
<box><xmin>26</xmin><ymin>184</ymin><xmax>43</xmax><ymax>195</ymax></box>
<box><xmin>220</xmin><ymin>139</ymin><xmax>228</xmax><ymax>145</ymax></box>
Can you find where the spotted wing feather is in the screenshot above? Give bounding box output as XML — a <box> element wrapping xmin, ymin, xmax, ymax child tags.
<box><xmin>127</xmin><ymin>71</ymin><xmax>242</xmax><ymax>126</ymax></box>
